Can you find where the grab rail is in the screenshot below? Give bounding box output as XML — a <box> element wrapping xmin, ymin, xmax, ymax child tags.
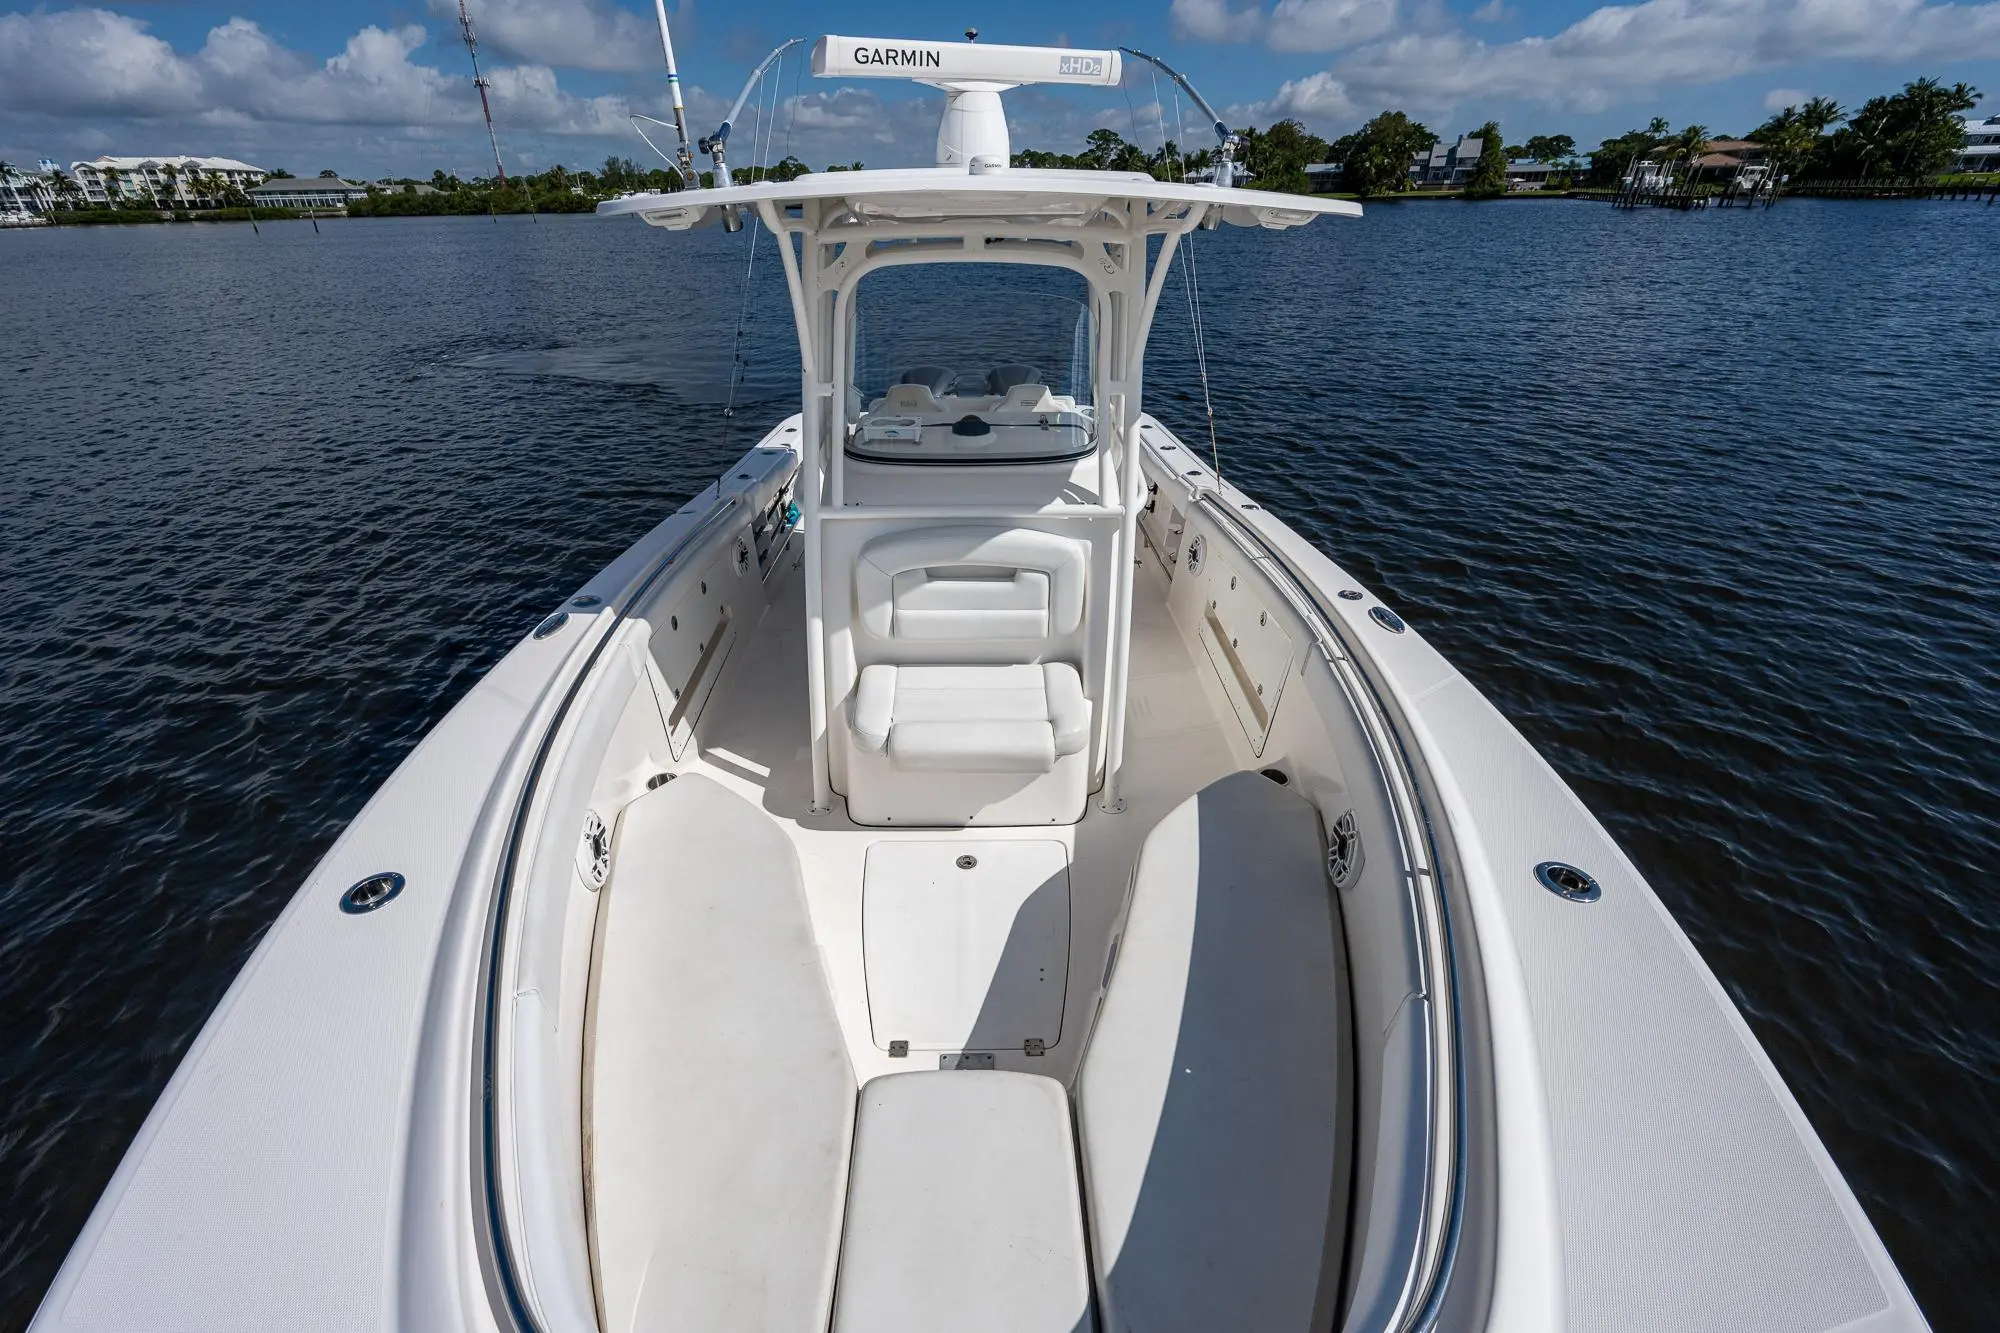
<box><xmin>1189</xmin><ymin>486</ymin><xmax>1468</xmax><ymax>1333</ymax></box>
<box><xmin>816</xmin><ymin>504</ymin><xmax>1121</xmax><ymax>521</ymax></box>
<box><xmin>476</xmin><ymin>491</ymin><xmax>744</xmax><ymax>1333</ymax></box>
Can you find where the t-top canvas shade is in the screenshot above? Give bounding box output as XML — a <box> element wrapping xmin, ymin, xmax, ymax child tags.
<box><xmin>596</xmin><ymin>168</ymin><xmax>1362</xmax><ymax>235</ymax></box>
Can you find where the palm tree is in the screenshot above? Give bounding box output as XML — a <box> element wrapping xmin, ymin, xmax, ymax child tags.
<box><xmin>0</xmin><ymin>160</ymin><xmax>20</xmax><ymax>217</ymax></box>
<box><xmin>1760</xmin><ymin>109</ymin><xmax>1817</xmax><ymax>185</ymax></box>
<box><xmin>1669</xmin><ymin>124</ymin><xmax>1711</xmax><ymax>185</ymax></box>
<box><xmin>1800</xmin><ymin>97</ymin><xmax>1846</xmax><ymax>136</ymax></box>
<box><xmin>98</xmin><ymin>164</ymin><xmax>122</xmax><ymax>208</ymax></box>
<box><xmin>161</xmin><ymin>162</ymin><xmax>181</xmax><ymax>208</ymax></box>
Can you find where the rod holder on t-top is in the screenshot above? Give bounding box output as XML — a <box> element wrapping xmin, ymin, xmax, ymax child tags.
<box><xmin>813</xmin><ymin>35</ymin><xmax>1123</xmax><ymax>170</ymax></box>
<box><xmin>1116</xmin><ymin>46</ymin><xmax>1243</xmax><ymax>189</ymax></box>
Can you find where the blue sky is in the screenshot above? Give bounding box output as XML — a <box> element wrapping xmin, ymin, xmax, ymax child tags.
<box><xmin>2</xmin><ymin>0</ymin><xmax>1996</xmax><ymax>177</ymax></box>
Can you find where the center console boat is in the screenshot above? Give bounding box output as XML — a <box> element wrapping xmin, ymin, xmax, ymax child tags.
<box><xmin>32</xmin><ymin>33</ymin><xmax>1929</xmax><ymax>1333</ymax></box>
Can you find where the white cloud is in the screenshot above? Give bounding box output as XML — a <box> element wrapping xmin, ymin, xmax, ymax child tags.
<box><xmin>0</xmin><ymin>8</ymin><xmax>644</xmax><ymax>147</ymax></box>
<box><xmin>0</xmin><ymin>8</ymin><xmax>204</xmax><ymax>118</ymax></box>
<box><xmin>1310</xmin><ymin>0</ymin><xmax>2000</xmax><ymax>119</ymax></box>
<box><xmin>1248</xmin><ymin>71</ymin><xmax>1362</xmax><ymax>122</ymax></box>
<box><xmin>1763</xmin><ymin>85</ymin><xmax>1811</xmax><ymax>108</ymax></box>
<box><xmin>426</xmin><ymin>0</ymin><xmax>663</xmax><ymax>73</ymax></box>
<box><xmin>1174</xmin><ymin>0</ymin><xmax>1400</xmax><ymax>46</ymax></box>
<box><xmin>1268</xmin><ymin>0</ymin><xmax>1403</xmax><ymax>49</ymax></box>
<box><xmin>1178</xmin><ymin>0</ymin><xmax>2000</xmax><ymax>127</ymax></box>
<box><xmin>1170</xmin><ymin>0</ymin><xmax>1268</xmax><ymax>42</ymax></box>
<box><xmin>763</xmin><ymin>87</ymin><xmax>949</xmax><ymax>166</ymax></box>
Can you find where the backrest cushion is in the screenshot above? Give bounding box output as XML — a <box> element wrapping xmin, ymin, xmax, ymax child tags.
<box><xmin>857</xmin><ymin>526</ymin><xmax>1086</xmax><ymax>646</ymax></box>
<box><xmin>880</xmin><ymin>383</ymin><xmax>941</xmax><ymax>414</ymax></box>
<box><xmin>900</xmin><ymin>365</ymin><xmax>953</xmax><ymax>394</ymax></box>
<box><xmin>990</xmin><ymin>363</ymin><xmax>1042</xmax><ymax>393</ymax></box>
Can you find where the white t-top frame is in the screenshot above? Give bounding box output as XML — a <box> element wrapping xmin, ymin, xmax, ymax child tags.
<box><xmin>601</xmin><ymin>168</ymin><xmax>1359</xmax><ymax>816</ymax></box>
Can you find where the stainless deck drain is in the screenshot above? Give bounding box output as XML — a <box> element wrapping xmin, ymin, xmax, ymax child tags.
<box><xmin>1535</xmin><ymin>861</ymin><xmax>1601</xmax><ymax>903</ymax></box>
<box><xmin>340</xmin><ymin>872</ymin><xmax>405</xmax><ymax>915</ymax></box>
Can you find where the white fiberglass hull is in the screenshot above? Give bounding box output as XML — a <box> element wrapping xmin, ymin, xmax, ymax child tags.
<box><xmin>32</xmin><ymin>420</ymin><xmax>1927</xmax><ymax>1333</ymax></box>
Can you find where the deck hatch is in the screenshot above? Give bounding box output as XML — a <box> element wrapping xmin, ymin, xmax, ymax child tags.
<box><xmin>862</xmin><ymin>840</ymin><xmax>1071</xmax><ymax>1052</ymax></box>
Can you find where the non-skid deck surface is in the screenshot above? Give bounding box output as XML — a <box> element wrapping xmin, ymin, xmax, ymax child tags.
<box><xmin>686</xmin><ymin>543</ymin><xmax>1241</xmax><ymax>1086</ymax></box>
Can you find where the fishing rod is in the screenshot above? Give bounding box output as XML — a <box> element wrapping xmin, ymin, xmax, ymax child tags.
<box><xmin>649</xmin><ymin>0</ymin><xmax>698</xmax><ymax>186</ymax></box>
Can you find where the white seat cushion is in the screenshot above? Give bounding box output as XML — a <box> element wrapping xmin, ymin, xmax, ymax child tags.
<box><xmin>1077</xmin><ymin>771</ymin><xmax>1347</xmax><ymax>1333</ymax></box>
<box><xmin>852</xmin><ymin>663</ymin><xmax>1090</xmax><ymax>775</ymax></box>
<box><xmin>589</xmin><ymin>775</ymin><xmax>856</xmax><ymax>1333</ymax></box>
<box><xmin>855</xmin><ymin>526</ymin><xmax>1087</xmax><ymax>644</ymax></box>
<box><xmin>890</xmin><ymin>567</ymin><xmax>1052</xmax><ymax>641</ymax></box>
<box><xmin>833</xmin><ymin>1072</ymin><xmax>1095</xmax><ymax>1333</ymax></box>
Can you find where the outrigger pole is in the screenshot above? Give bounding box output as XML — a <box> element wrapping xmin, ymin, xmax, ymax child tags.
<box><xmin>701</xmin><ymin>37</ymin><xmax>807</xmax><ymax>188</ymax></box>
<box><xmin>650</xmin><ymin>0</ymin><xmax>699</xmax><ymax>186</ymax></box>
<box><xmin>1118</xmin><ymin>47</ymin><xmax>1242</xmax><ymax>189</ymax></box>
<box><xmin>457</xmin><ymin>0</ymin><xmax>508</xmax><ymax>187</ymax></box>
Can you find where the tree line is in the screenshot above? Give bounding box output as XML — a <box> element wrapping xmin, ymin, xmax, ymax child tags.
<box><xmin>15</xmin><ymin>76</ymin><xmax>1975</xmax><ymax>225</ymax></box>
<box><xmin>1001</xmin><ymin>74</ymin><xmax>1985</xmax><ymax>199</ymax></box>
<box><xmin>345</xmin><ymin>155</ymin><xmax>828</xmax><ymax>215</ymax></box>
<box><xmin>1585</xmin><ymin>79</ymin><xmax>1982</xmax><ymax>187</ymax></box>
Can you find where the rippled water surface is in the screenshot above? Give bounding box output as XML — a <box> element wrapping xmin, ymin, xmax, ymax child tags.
<box><xmin>3</xmin><ymin>203</ymin><xmax>1996</xmax><ymax>1329</ymax></box>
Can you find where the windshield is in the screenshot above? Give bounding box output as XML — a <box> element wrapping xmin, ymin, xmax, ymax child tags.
<box><xmin>851</xmin><ymin>264</ymin><xmax>1092</xmax><ymax>408</ymax></box>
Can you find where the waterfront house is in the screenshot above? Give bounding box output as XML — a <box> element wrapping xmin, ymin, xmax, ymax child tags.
<box><xmin>1954</xmin><ymin>115</ymin><xmax>2000</xmax><ymax>172</ymax></box>
<box><xmin>1410</xmin><ymin>135</ymin><xmax>1485</xmax><ymax>188</ymax></box>
<box><xmin>1</xmin><ymin>161</ymin><xmax>58</xmax><ymax>217</ymax></box>
<box><xmin>70</xmin><ymin>155</ymin><xmax>267</xmax><ymax>207</ymax></box>
<box><xmin>1502</xmin><ymin>159</ymin><xmax>1580</xmax><ymax>189</ymax></box>
<box><xmin>247</xmin><ymin>176</ymin><xmax>372</xmax><ymax>211</ymax></box>
<box><xmin>1686</xmin><ymin>139</ymin><xmax>1768</xmax><ymax>183</ymax></box>
<box><xmin>1303</xmin><ymin>162</ymin><xmax>1343</xmax><ymax>193</ymax></box>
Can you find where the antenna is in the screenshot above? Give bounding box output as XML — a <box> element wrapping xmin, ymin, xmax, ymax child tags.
<box><xmin>813</xmin><ymin>35</ymin><xmax>1122</xmax><ymax>169</ymax></box>
<box><xmin>457</xmin><ymin>0</ymin><xmax>509</xmax><ymax>187</ymax></box>
<box><xmin>650</xmin><ymin>0</ymin><xmax>698</xmax><ymax>185</ymax></box>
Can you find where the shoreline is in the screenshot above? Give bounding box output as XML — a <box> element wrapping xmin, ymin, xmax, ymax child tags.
<box><xmin>12</xmin><ymin>173</ymin><xmax>1996</xmax><ymax>229</ymax></box>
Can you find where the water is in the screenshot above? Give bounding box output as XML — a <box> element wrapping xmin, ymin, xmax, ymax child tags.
<box><xmin>2</xmin><ymin>202</ymin><xmax>1995</xmax><ymax>1329</ymax></box>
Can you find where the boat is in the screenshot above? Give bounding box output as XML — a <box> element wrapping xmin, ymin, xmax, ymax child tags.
<box><xmin>32</xmin><ymin>32</ymin><xmax>1931</xmax><ymax>1333</ymax></box>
